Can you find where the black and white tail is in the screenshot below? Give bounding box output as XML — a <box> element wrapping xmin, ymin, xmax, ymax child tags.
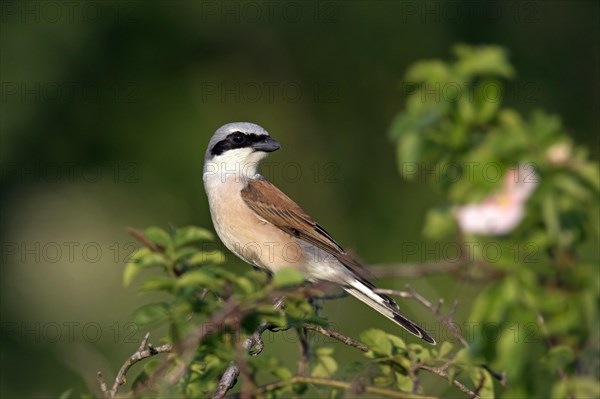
<box><xmin>344</xmin><ymin>279</ymin><xmax>436</xmax><ymax>345</ymax></box>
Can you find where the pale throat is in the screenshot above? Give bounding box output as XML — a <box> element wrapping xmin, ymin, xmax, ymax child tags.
<box><xmin>203</xmin><ymin>148</ymin><xmax>268</xmax><ymax>182</ymax></box>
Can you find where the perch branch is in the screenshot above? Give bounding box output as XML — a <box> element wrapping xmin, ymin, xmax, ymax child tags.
<box><xmin>212</xmin><ymin>297</ymin><xmax>286</xmax><ymax>399</ymax></box>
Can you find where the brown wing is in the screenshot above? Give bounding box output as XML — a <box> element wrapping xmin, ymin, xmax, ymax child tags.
<box><xmin>241</xmin><ymin>177</ymin><xmax>372</xmax><ymax>279</ymax></box>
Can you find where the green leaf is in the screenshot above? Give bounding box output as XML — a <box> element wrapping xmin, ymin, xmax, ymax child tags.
<box><xmin>58</xmin><ymin>389</ymin><xmax>73</xmax><ymax>399</ymax></box>
<box><xmin>233</xmin><ymin>276</ymin><xmax>255</xmax><ymax>295</ymax></box>
<box><xmin>274</xmin><ymin>365</ymin><xmax>293</xmax><ymax>380</ymax></box>
<box><xmin>132</xmin><ymin>302</ymin><xmax>170</xmax><ymax>326</ymax></box>
<box><xmin>554</xmin><ymin>174</ymin><xmax>593</xmax><ymax>202</ymax></box>
<box><xmin>475</xmin><ymin>79</ymin><xmax>502</xmax><ymax>124</ymax></box>
<box><xmin>395</xmin><ymin>372</ymin><xmax>414</xmax><ymax>392</ymax></box>
<box><xmin>545</xmin><ymin>345</ymin><xmax>575</xmax><ymax>371</ymax></box>
<box><xmin>542</xmin><ymin>195</ymin><xmax>561</xmax><ymax>242</ymax></box>
<box><xmin>496</xmin><ymin>328</ymin><xmax>528</xmax><ymax>382</ymax></box>
<box><xmin>173</xmin><ymin>226</ymin><xmax>214</xmax><ymax>248</ymax></box>
<box><xmin>173</xmin><ymin>246</ymin><xmax>200</xmax><ymax>264</ymax></box>
<box><xmin>453</xmin><ymin>44</ymin><xmax>514</xmax><ymax>78</ymax></box>
<box><xmin>316</xmin><ymin>347</ymin><xmax>334</xmax><ymax>356</ymax></box>
<box><xmin>438</xmin><ymin>341</ymin><xmax>453</xmax><ymax>358</ymax></box>
<box><xmin>123</xmin><ymin>261</ymin><xmax>142</xmax><ymax>287</ymax></box>
<box><xmin>422</xmin><ymin>207</ymin><xmax>457</xmax><ymax>240</ymax></box>
<box><xmin>176</xmin><ymin>270</ymin><xmax>220</xmax><ymax>291</ymax></box>
<box><xmin>572</xmin><ymin>161</ymin><xmax>600</xmax><ymax>191</ymax></box>
<box><xmin>447</xmin><ymin>365</ymin><xmax>457</xmax><ymax>384</ymax></box>
<box><xmin>452</xmin><ymin>348</ymin><xmax>471</xmax><ymax>364</ymax></box>
<box><xmin>551</xmin><ymin>377</ymin><xmax>600</xmax><ymax>399</ymax></box>
<box><xmin>272</xmin><ymin>268</ymin><xmax>305</xmax><ymax>288</ymax></box>
<box><xmin>143</xmin><ymin>227</ymin><xmax>172</xmax><ymax>249</ymax></box>
<box><xmin>396</xmin><ymin>130</ymin><xmax>422</xmax><ymax>179</ymax></box>
<box><xmin>458</xmin><ymin>94</ymin><xmax>476</xmax><ymax>124</ymax></box>
<box><xmin>188</xmin><ymin>251</ymin><xmax>225</xmax><ymax>266</ymax></box>
<box><xmin>469</xmin><ymin>367</ymin><xmax>495</xmax><ymax>399</ymax></box>
<box><xmin>123</xmin><ymin>248</ymin><xmax>168</xmax><ymax>286</ymax></box>
<box><xmin>387</xmin><ymin>334</ymin><xmax>406</xmax><ymax>350</ymax></box>
<box><xmin>405</xmin><ymin>60</ymin><xmax>451</xmax><ymax>84</ymax></box>
<box><xmin>251</xmin><ymin>305</ymin><xmax>287</xmax><ymax>329</ymax></box>
<box><xmin>360</xmin><ymin>329</ymin><xmax>392</xmax><ymax>356</ymax></box>
<box><xmin>139</xmin><ymin>276</ymin><xmax>175</xmax><ymax>293</ymax></box>
<box><xmin>408</xmin><ymin>344</ymin><xmax>431</xmax><ymax>362</ymax></box>
<box><xmin>311</xmin><ymin>350</ymin><xmax>338</xmax><ymax>378</ymax></box>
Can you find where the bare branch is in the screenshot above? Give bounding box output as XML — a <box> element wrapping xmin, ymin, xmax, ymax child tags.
<box><xmin>419</xmin><ymin>365</ymin><xmax>480</xmax><ymax>399</ymax></box>
<box><xmin>127</xmin><ymin>227</ymin><xmax>161</xmax><ymax>252</ymax></box>
<box><xmin>297</xmin><ymin>327</ymin><xmax>310</xmax><ymax>377</ymax></box>
<box><xmin>212</xmin><ymin>362</ymin><xmax>240</xmax><ymax>399</ymax></box>
<box><xmin>97</xmin><ymin>333</ymin><xmax>172</xmax><ymax>399</ymax></box>
<box><xmin>167</xmin><ymin>297</ymin><xmax>240</xmax><ymax>385</ymax></box>
<box><xmin>375</xmin><ymin>285</ymin><xmax>469</xmax><ymax>348</ymax></box>
<box><xmin>97</xmin><ymin>372</ymin><xmax>108</xmax><ymax>397</ymax></box>
<box><xmin>235</xmin><ymin>338</ymin><xmax>254</xmax><ymax>399</ymax></box>
<box><xmin>212</xmin><ymin>297</ymin><xmax>285</xmax><ymax>399</ymax></box>
<box><xmin>251</xmin><ymin>376</ymin><xmax>437</xmax><ymax>399</ymax></box>
<box><xmin>304</xmin><ymin>323</ymin><xmax>368</xmax><ymax>352</ymax></box>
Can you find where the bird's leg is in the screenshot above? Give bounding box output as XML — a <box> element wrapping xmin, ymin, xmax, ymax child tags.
<box><xmin>308</xmin><ymin>296</ymin><xmax>324</xmax><ymax>317</ymax></box>
<box><xmin>248</xmin><ymin>296</ymin><xmax>285</xmax><ymax>356</ymax></box>
<box><xmin>303</xmin><ymin>282</ymin><xmax>347</xmax><ymax>318</ymax></box>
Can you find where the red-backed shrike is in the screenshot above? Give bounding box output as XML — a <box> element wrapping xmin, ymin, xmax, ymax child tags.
<box><xmin>203</xmin><ymin>122</ymin><xmax>435</xmax><ymax>344</ymax></box>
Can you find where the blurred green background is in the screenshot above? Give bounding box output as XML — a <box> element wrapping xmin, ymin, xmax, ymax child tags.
<box><xmin>1</xmin><ymin>1</ymin><xmax>598</xmax><ymax>397</ymax></box>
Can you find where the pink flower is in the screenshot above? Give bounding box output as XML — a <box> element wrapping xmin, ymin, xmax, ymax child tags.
<box><xmin>455</xmin><ymin>164</ymin><xmax>538</xmax><ymax>235</ymax></box>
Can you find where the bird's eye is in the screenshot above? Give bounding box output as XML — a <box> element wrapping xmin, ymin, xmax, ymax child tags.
<box><xmin>231</xmin><ymin>133</ymin><xmax>246</xmax><ymax>144</ymax></box>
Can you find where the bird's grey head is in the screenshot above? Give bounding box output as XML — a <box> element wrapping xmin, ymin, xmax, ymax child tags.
<box><xmin>203</xmin><ymin>122</ymin><xmax>281</xmax><ymax>179</ymax></box>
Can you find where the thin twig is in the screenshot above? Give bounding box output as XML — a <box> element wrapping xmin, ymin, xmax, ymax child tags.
<box><xmin>127</xmin><ymin>227</ymin><xmax>161</xmax><ymax>252</ymax></box>
<box><xmin>97</xmin><ymin>333</ymin><xmax>172</xmax><ymax>399</ymax></box>
<box><xmin>236</xmin><ymin>338</ymin><xmax>254</xmax><ymax>399</ymax></box>
<box><xmin>167</xmin><ymin>297</ymin><xmax>240</xmax><ymax>385</ymax></box>
<box><xmin>304</xmin><ymin>323</ymin><xmax>368</xmax><ymax>352</ymax></box>
<box><xmin>297</xmin><ymin>327</ymin><xmax>310</xmax><ymax>377</ymax></box>
<box><xmin>472</xmin><ymin>370</ymin><xmax>486</xmax><ymax>398</ymax></box>
<box><xmin>212</xmin><ymin>363</ymin><xmax>240</xmax><ymax>399</ymax></box>
<box><xmin>375</xmin><ymin>285</ymin><xmax>469</xmax><ymax>348</ymax></box>
<box><xmin>252</xmin><ymin>376</ymin><xmax>437</xmax><ymax>399</ymax></box>
<box><xmin>419</xmin><ymin>365</ymin><xmax>480</xmax><ymax>399</ymax></box>
<box><xmin>212</xmin><ymin>297</ymin><xmax>286</xmax><ymax>399</ymax></box>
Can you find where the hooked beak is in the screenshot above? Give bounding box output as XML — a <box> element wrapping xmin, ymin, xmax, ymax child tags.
<box><xmin>252</xmin><ymin>136</ymin><xmax>281</xmax><ymax>153</ymax></box>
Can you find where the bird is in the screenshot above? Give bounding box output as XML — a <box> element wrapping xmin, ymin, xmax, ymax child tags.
<box><xmin>202</xmin><ymin>122</ymin><xmax>436</xmax><ymax>345</ymax></box>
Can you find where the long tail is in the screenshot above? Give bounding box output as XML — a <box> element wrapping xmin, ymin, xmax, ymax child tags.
<box><xmin>344</xmin><ymin>279</ymin><xmax>436</xmax><ymax>345</ymax></box>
